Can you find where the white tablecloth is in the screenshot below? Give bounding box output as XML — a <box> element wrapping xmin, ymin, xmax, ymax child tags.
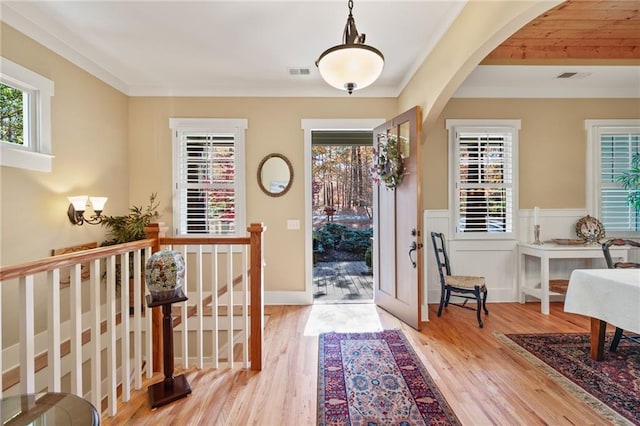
<box><xmin>564</xmin><ymin>269</ymin><xmax>640</xmax><ymax>333</ymax></box>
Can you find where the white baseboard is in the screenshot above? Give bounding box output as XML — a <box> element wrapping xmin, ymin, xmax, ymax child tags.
<box><xmin>265</xmin><ymin>291</ymin><xmax>312</xmax><ymax>305</ymax></box>
<box><xmin>421</xmin><ymin>304</ymin><xmax>429</xmax><ymax>322</ymax></box>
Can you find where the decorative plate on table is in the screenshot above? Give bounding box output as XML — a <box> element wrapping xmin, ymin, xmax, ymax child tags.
<box><xmin>575</xmin><ymin>215</ymin><xmax>605</xmax><ymax>243</ymax></box>
<box><xmin>552</xmin><ymin>239</ymin><xmax>585</xmax><ymax>245</ymax></box>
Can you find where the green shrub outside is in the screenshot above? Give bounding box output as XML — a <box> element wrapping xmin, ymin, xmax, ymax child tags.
<box><xmin>364</xmin><ymin>246</ymin><xmax>372</xmax><ymax>268</ymax></box>
<box><xmin>314</xmin><ymin>223</ymin><xmax>372</xmax><ymax>255</ymax></box>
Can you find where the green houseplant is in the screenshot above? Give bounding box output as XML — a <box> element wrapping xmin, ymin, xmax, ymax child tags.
<box><xmin>617</xmin><ymin>152</ymin><xmax>640</xmax><ymax>212</ymax></box>
<box><xmin>100</xmin><ymin>193</ymin><xmax>159</xmax><ymax>312</ymax></box>
<box><xmin>100</xmin><ymin>193</ymin><xmax>160</xmax><ymax>246</ymax></box>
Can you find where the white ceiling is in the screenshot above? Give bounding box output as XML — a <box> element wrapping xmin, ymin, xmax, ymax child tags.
<box><xmin>2</xmin><ymin>1</ymin><xmax>638</xmax><ymax>98</ymax></box>
<box><xmin>456</xmin><ymin>65</ymin><xmax>640</xmax><ymax>98</ymax></box>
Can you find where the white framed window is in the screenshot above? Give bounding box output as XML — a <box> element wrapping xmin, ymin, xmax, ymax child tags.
<box><xmin>446</xmin><ymin>119</ymin><xmax>520</xmax><ymax>239</ymax></box>
<box><xmin>0</xmin><ymin>57</ymin><xmax>54</xmax><ymax>172</ymax></box>
<box><xmin>170</xmin><ymin>118</ymin><xmax>248</xmax><ymax>237</ymax></box>
<box><xmin>586</xmin><ymin>119</ymin><xmax>639</xmax><ymax>234</ymax></box>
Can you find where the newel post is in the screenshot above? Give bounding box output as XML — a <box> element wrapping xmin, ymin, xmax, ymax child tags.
<box><xmin>144</xmin><ymin>222</ymin><xmax>169</xmax><ymax>372</ymax></box>
<box><xmin>248</xmin><ymin>222</ymin><xmax>265</xmax><ymax>371</ymax></box>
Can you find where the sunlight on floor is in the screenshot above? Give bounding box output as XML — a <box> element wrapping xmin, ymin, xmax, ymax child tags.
<box><xmin>303</xmin><ymin>303</ymin><xmax>383</xmax><ymax>336</ymax></box>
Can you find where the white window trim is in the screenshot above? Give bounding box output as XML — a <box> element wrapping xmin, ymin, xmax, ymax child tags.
<box><xmin>169</xmin><ymin>117</ymin><xmax>248</xmax><ymax>239</ymax></box>
<box><xmin>0</xmin><ymin>57</ymin><xmax>54</xmax><ymax>172</ymax></box>
<box><xmin>446</xmin><ymin>119</ymin><xmax>521</xmax><ymax>240</ymax></box>
<box><xmin>585</xmin><ymin>119</ymin><xmax>640</xmax><ymax>235</ymax></box>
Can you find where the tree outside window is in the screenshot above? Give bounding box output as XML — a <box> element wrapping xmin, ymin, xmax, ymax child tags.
<box><xmin>0</xmin><ymin>82</ymin><xmax>25</xmax><ymax>145</ymax></box>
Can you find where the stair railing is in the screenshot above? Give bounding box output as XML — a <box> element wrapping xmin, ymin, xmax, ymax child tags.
<box><xmin>0</xmin><ymin>222</ymin><xmax>265</xmax><ymax>417</ymax></box>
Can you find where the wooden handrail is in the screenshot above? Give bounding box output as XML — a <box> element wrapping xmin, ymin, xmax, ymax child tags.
<box><xmin>0</xmin><ymin>239</ymin><xmax>154</xmax><ymax>281</ymax></box>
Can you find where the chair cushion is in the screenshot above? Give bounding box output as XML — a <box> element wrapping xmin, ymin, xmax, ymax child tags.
<box><xmin>445</xmin><ymin>275</ymin><xmax>485</xmax><ymax>289</ymax></box>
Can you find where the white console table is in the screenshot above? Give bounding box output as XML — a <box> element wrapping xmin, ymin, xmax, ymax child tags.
<box><xmin>518</xmin><ymin>242</ymin><xmax>629</xmax><ymax>315</ymax></box>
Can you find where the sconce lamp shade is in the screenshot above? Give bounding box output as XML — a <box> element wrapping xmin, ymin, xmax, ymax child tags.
<box><xmin>68</xmin><ymin>195</ymin><xmax>88</xmax><ymax>212</ymax></box>
<box><xmin>89</xmin><ymin>196</ymin><xmax>108</xmax><ymax>212</ymax></box>
<box><xmin>316</xmin><ymin>44</ymin><xmax>384</xmax><ymax>93</ymax></box>
<box><xmin>316</xmin><ymin>0</ymin><xmax>384</xmax><ymax>94</ymax></box>
<box><xmin>67</xmin><ymin>195</ymin><xmax>107</xmax><ymax>226</ymax></box>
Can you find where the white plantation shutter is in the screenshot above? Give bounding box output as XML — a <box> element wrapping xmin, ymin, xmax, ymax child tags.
<box><xmin>447</xmin><ymin>120</ymin><xmax>520</xmax><ymax>239</ymax></box>
<box><xmin>599</xmin><ymin>130</ymin><xmax>640</xmax><ymax>232</ymax></box>
<box><xmin>456</xmin><ymin>130</ymin><xmax>513</xmax><ymax>233</ymax></box>
<box><xmin>170</xmin><ymin>118</ymin><xmax>247</xmax><ymax>236</ymax></box>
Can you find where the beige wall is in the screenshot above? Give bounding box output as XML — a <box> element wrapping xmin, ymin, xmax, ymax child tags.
<box><xmin>1</xmin><ymin>22</ymin><xmax>130</xmax><ymax>345</ymax></box>
<box><xmin>1</xmin><ymin>23</ymin><xmax>130</xmax><ymax>267</ymax></box>
<box><xmin>128</xmin><ymin>97</ymin><xmax>397</xmax><ymax>292</ymax></box>
<box><xmin>424</xmin><ymin>98</ymin><xmax>640</xmax><ymax>210</ymax></box>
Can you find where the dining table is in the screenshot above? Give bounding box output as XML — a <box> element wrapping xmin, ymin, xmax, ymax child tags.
<box><xmin>564</xmin><ymin>268</ymin><xmax>640</xmax><ymax>360</ymax></box>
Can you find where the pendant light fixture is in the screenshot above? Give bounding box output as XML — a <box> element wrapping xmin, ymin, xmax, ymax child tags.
<box><xmin>316</xmin><ymin>0</ymin><xmax>384</xmax><ymax>94</ymax></box>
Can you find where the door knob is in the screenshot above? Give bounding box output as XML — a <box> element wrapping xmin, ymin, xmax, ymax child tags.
<box><xmin>408</xmin><ymin>240</ymin><xmax>424</xmax><ymax>269</ymax></box>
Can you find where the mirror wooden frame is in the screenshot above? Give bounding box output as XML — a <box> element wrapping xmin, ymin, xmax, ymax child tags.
<box><xmin>257</xmin><ymin>153</ymin><xmax>293</xmax><ymax>197</ymax></box>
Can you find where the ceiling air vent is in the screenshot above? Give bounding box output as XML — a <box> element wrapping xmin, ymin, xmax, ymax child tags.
<box><xmin>288</xmin><ymin>67</ymin><xmax>311</xmax><ymax>76</ymax></box>
<box><xmin>556</xmin><ymin>72</ymin><xmax>592</xmax><ymax>79</ymax></box>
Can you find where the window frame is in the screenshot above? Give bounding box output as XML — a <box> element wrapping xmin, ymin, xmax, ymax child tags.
<box><xmin>170</xmin><ymin>118</ymin><xmax>248</xmax><ymax>238</ymax></box>
<box><xmin>585</xmin><ymin>119</ymin><xmax>640</xmax><ymax>236</ymax></box>
<box><xmin>446</xmin><ymin>119</ymin><xmax>521</xmax><ymax>240</ymax></box>
<box><xmin>0</xmin><ymin>57</ymin><xmax>54</xmax><ymax>172</ymax></box>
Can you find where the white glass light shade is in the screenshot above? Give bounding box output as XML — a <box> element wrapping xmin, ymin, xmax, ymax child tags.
<box><xmin>317</xmin><ymin>44</ymin><xmax>384</xmax><ymax>92</ymax></box>
<box><xmin>68</xmin><ymin>195</ymin><xmax>88</xmax><ymax>211</ymax></box>
<box><xmin>89</xmin><ymin>196</ymin><xmax>108</xmax><ymax>211</ymax></box>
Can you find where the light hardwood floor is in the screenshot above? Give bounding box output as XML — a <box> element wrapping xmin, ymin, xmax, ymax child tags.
<box><xmin>103</xmin><ymin>302</ymin><xmax>616</xmax><ymax>425</ymax></box>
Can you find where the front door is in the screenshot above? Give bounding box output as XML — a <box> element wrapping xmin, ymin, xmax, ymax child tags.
<box><xmin>373</xmin><ymin>106</ymin><xmax>422</xmax><ymax>329</ymax></box>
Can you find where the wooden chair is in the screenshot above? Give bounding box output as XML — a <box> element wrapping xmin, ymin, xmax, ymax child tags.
<box><xmin>601</xmin><ymin>238</ymin><xmax>640</xmax><ymax>352</ymax></box>
<box><xmin>430</xmin><ymin>232</ymin><xmax>489</xmax><ymax>328</ymax></box>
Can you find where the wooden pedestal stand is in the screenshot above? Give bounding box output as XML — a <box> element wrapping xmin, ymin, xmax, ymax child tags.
<box><xmin>146</xmin><ymin>290</ymin><xmax>191</xmax><ymax>409</ymax></box>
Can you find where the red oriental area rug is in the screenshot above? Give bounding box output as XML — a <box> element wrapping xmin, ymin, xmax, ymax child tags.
<box><xmin>498</xmin><ymin>332</ymin><xmax>640</xmax><ymax>425</ymax></box>
<box><xmin>317</xmin><ymin>330</ymin><xmax>460</xmax><ymax>426</ymax></box>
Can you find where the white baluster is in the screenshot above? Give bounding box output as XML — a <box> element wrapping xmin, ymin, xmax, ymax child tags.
<box><xmin>212</xmin><ymin>245</ymin><xmax>219</xmax><ymax>368</ymax></box>
<box><xmin>70</xmin><ymin>264</ymin><xmax>82</xmax><ymax>396</ymax></box>
<box><xmin>106</xmin><ymin>255</ymin><xmax>117</xmax><ymax>416</ymax></box>
<box><xmin>196</xmin><ymin>244</ymin><xmax>203</xmax><ymax>369</ymax></box>
<box><xmin>132</xmin><ymin>249</ymin><xmax>143</xmax><ymax>387</ymax></box>
<box><xmin>242</xmin><ymin>245</ymin><xmax>249</xmax><ymax>369</ymax></box>
<box><xmin>227</xmin><ymin>245</ymin><xmax>234</xmax><ymax>368</ymax></box>
<box><xmin>89</xmin><ymin>260</ymin><xmax>101</xmax><ymax>409</ymax></box>
<box><xmin>19</xmin><ymin>275</ymin><xmax>35</xmax><ymax>394</ymax></box>
<box><xmin>0</xmin><ymin>280</ymin><xmax>3</xmax><ymax>397</ymax></box>
<box><xmin>120</xmin><ymin>252</ymin><xmax>130</xmax><ymax>402</ymax></box>
<box><xmin>144</xmin><ymin>247</ymin><xmax>153</xmax><ymax>380</ymax></box>
<box><xmin>180</xmin><ymin>245</ymin><xmax>188</xmax><ymax>368</ymax></box>
<box><xmin>47</xmin><ymin>269</ymin><xmax>61</xmax><ymax>392</ymax></box>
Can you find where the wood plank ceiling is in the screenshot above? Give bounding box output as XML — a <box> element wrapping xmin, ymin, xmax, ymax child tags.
<box><xmin>484</xmin><ymin>0</ymin><xmax>640</xmax><ymax>62</ymax></box>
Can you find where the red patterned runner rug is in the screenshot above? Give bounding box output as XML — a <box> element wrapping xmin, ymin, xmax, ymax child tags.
<box><xmin>317</xmin><ymin>330</ymin><xmax>460</xmax><ymax>426</ymax></box>
<box><xmin>497</xmin><ymin>332</ymin><xmax>640</xmax><ymax>425</ymax></box>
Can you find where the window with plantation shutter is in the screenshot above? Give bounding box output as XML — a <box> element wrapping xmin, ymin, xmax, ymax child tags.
<box><xmin>587</xmin><ymin>120</ymin><xmax>640</xmax><ymax>234</ymax></box>
<box><xmin>447</xmin><ymin>120</ymin><xmax>520</xmax><ymax>239</ymax></box>
<box><xmin>170</xmin><ymin>118</ymin><xmax>247</xmax><ymax>236</ymax></box>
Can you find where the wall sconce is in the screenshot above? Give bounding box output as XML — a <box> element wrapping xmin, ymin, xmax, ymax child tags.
<box><xmin>67</xmin><ymin>195</ymin><xmax>108</xmax><ymax>226</ymax></box>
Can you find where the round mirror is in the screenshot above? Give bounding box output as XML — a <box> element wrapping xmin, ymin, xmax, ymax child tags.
<box><xmin>257</xmin><ymin>153</ymin><xmax>293</xmax><ymax>197</ymax></box>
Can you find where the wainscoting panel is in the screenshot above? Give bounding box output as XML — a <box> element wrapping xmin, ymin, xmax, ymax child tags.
<box><xmin>423</xmin><ymin>208</ymin><xmax>603</xmax><ymax>306</ymax></box>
